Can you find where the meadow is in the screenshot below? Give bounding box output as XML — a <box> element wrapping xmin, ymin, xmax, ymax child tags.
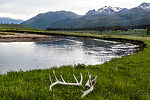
<box><xmin>0</xmin><ymin>27</ymin><xmax>150</xmax><ymax>99</ymax></box>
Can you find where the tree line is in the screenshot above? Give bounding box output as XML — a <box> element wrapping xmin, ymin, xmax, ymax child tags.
<box><xmin>47</xmin><ymin>24</ymin><xmax>150</xmax><ymax>32</ymax></box>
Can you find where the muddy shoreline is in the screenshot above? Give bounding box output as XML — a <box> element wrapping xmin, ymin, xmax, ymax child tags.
<box><xmin>0</xmin><ymin>33</ymin><xmax>58</xmax><ymax>42</ymax></box>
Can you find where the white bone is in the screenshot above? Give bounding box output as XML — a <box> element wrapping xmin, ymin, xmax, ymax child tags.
<box><xmin>82</xmin><ymin>71</ymin><xmax>97</xmax><ymax>98</ymax></box>
<box><xmin>60</xmin><ymin>75</ymin><xmax>66</xmax><ymax>83</ymax></box>
<box><xmin>79</xmin><ymin>73</ymin><xmax>83</xmax><ymax>84</ymax></box>
<box><xmin>82</xmin><ymin>82</ymin><xmax>96</xmax><ymax>98</ymax></box>
<box><xmin>85</xmin><ymin>75</ymin><xmax>97</xmax><ymax>87</ymax></box>
<box><xmin>49</xmin><ymin>74</ymin><xmax>52</xmax><ymax>84</ymax></box>
<box><xmin>73</xmin><ymin>74</ymin><xmax>79</xmax><ymax>83</ymax></box>
<box><xmin>49</xmin><ymin>69</ymin><xmax>97</xmax><ymax>98</ymax></box>
<box><xmin>49</xmin><ymin>69</ymin><xmax>83</xmax><ymax>91</ymax></box>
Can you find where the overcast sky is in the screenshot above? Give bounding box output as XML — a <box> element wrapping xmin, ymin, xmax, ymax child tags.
<box><xmin>0</xmin><ymin>0</ymin><xmax>150</xmax><ymax>20</ymax></box>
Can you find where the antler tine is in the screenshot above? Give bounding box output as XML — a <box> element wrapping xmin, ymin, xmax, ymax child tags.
<box><xmin>60</xmin><ymin>75</ymin><xmax>66</xmax><ymax>83</ymax></box>
<box><xmin>85</xmin><ymin>70</ymin><xmax>92</xmax><ymax>87</ymax></box>
<box><xmin>73</xmin><ymin>74</ymin><xmax>79</xmax><ymax>83</ymax></box>
<box><xmin>53</xmin><ymin>68</ymin><xmax>58</xmax><ymax>81</ymax></box>
<box><xmin>81</xmin><ymin>81</ymin><xmax>96</xmax><ymax>98</ymax></box>
<box><xmin>87</xmin><ymin>70</ymin><xmax>91</xmax><ymax>82</ymax></box>
<box><xmin>80</xmin><ymin>73</ymin><xmax>83</xmax><ymax>84</ymax></box>
<box><xmin>93</xmin><ymin>80</ymin><xmax>96</xmax><ymax>86</ymax></box>
<box><xmin>49</xmin><ymin>74</ymin><xmax>52</xmax><ymax>84</ymax></box>
<box><xmin>91</xmin><ymin>75</ymin><xmax>97</xmax><ymax>83</ymax></box>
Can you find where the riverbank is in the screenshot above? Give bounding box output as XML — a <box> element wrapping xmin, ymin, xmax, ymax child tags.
<box><xmin>0</xmin><ymin>30</ymin><xmax>150</xmax><ymax>99</ymax></box>
<box><xmin>0</xmin><ymin>33</ymin><xmax>58</xmax><ymax>42</ymax></box>
<box><xmin>0</xmin><ymin>29</ymin><xmax>146</xmax><ymax>49</ymax></box>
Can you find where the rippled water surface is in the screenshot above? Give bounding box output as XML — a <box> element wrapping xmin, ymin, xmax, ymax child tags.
<box><xmin>0</xmin><ymin>37</ymin><xmax>138</xmax><ymax>74</ymax></box>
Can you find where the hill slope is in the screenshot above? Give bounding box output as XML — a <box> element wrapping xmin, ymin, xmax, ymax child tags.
<box><xmin>22</xmin><ymin>11</ymin><xmax>81</xmax><ymax>30</ymax></box>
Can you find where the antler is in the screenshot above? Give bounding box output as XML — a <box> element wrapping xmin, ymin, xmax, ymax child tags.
<box><xmin>81</xmin><ymin>71</ymin><xmax>97</xmax><ymax>98</ymax></box>
<box><xmin>49</xmin><ymin>68</ymin><xmax>83</xmax><ymax>91</ymax></box>
<box><xmin>49</xmin><ymin>69</ymin><xmax>97</xmax><ymax>98</ymax></box>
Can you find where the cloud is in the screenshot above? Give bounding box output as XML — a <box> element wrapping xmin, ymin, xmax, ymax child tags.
<box><xmin>0</xmin><ymin>0</ymin><xmax>150</xmax><ymax>20</ymax></box>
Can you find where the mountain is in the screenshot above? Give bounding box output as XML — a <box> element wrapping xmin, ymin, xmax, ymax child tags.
<box><xmin>86</xmin><ymin>9</ymin><xmax>98</xmax><ymax>15</ymax></box>
<box><xmin>22</xmin><ymin>2</ymin><xmax>150</xmax><ymax>30</ymax></box>
<box><xmin>137</xmin><ymin>2</ymin><xmax>150</xmax><ymax>11</ymax></box>
<box><xmin>86</xmin><ymin>6</ymin><xmax>128</xmax><ymax>15</ymax></box>
<box><xmin>86</xmin><ymin>2</ymin><xmax>150</xmax><ymax>16</ymax></box>
<box><xmin>45</xmin><ymin>2</ymin><xmax>150</xmax><ymax>29</ymax></box>
<box><xmin>0</xmin><ymin>17</ymin><xmax>23</xmax><ymax>24</ymax></box>
<box><xmin>22</xmin><ymin>11</ymin><xmax>81</xmax><ymax>29</ymax></box>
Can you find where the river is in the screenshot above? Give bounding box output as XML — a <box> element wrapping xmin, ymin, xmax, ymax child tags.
<box><xmin>0</xmin><ymin>37</ymin><xmax>138</xmax><ymax>74</ymax></box>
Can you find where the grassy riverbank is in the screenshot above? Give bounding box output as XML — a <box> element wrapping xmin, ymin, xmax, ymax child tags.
<box><xmin>0</xmin><ymin>24</ymin><xmax>39</xmax><ymax>31</ymax></box>
<box><xmin>57</xmin><ymin>29</ymin><xmax>147</xmax><ymax>36</ymax></box>
<box><xmin>0</xmin><ymin>29</ymin><xmax>150</xmax><ymax>99</ymax></box>
<box><xmin>0</xmin><ymin>32</ymin><xmax>14</xmax><ymax>35</ymax></box>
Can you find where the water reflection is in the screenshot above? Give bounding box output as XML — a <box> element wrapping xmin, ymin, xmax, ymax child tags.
<box><xmin>0</xmin><ymin>37</ymin><xmax>138</xmax><ymax>74</ymax></box>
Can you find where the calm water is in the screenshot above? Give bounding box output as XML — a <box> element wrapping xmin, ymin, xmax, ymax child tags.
<box><xmin>0</xmin><ymin>37</ymin><xmax>138</xmax><ymax>74</ymax></box>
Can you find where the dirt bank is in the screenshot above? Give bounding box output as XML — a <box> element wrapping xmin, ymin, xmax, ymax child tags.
<box><xmin>0</xmin><ymin>33</ymin><xmax>58</xmax><ymax>42</ymax></box>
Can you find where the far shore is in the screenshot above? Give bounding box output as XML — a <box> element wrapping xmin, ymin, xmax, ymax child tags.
<box><xmin>0</xmin><ymin>33</ymin><xmax>59</xmax><ymax>42</ymax></box>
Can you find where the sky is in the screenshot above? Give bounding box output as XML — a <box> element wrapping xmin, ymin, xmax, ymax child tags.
<box><xmin>0</xmin><ymin>0</ymin><xmax>150</xmax><ymax>20</ymax></box>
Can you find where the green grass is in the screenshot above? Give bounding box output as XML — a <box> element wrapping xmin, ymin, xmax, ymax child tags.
<box><xmin>0</xmin><ymin>29</ymin><xmax>150</xmax><ymax>99</ymax></box>
<box><xmin>100</xmin><ymin>29</ymin><xmax>147</xmax><ymax>36</ymax></box>
<box><xmin>0</xmin><ymin>24</ymin><xmax>39</xmax><ymax>31</ymax></box>
<box><xmin>0</xmin><ymin>32</ymin><xmax>13</xmax><ymax>35</ymax></box>
<box><xmin>57</xmin><ymin>29</ymin><xmax>147</xmax><ymax>36</ymax></box>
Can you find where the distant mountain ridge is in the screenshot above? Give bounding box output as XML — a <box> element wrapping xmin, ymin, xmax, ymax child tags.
<box><xmin>86</xmin><ymin>6</ymin><xmax>128</xmax><ymax>15</ymax></box>
<box><xmin>22</xmin><ymin>2</ymin><xmax>150</xmax><ymax>30</ymax></box>
<box><xmin>0</xmin><ymin>17</ymin><xmax>23</xmax><ymax>24</ymax></box>
<box><xmin>86</xmin><ymin>2</ymin><xmax>150</xmax><ymax>15</ymax></box>
<box><xmin>22</xmin><ymin>11</ymin><xmax>81</xmax><ymax>29</ymax></box>
<box><xmin>137</xmin><ymin>2</ymin><xmax>150</xmax><ymax>11</ymax></box>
